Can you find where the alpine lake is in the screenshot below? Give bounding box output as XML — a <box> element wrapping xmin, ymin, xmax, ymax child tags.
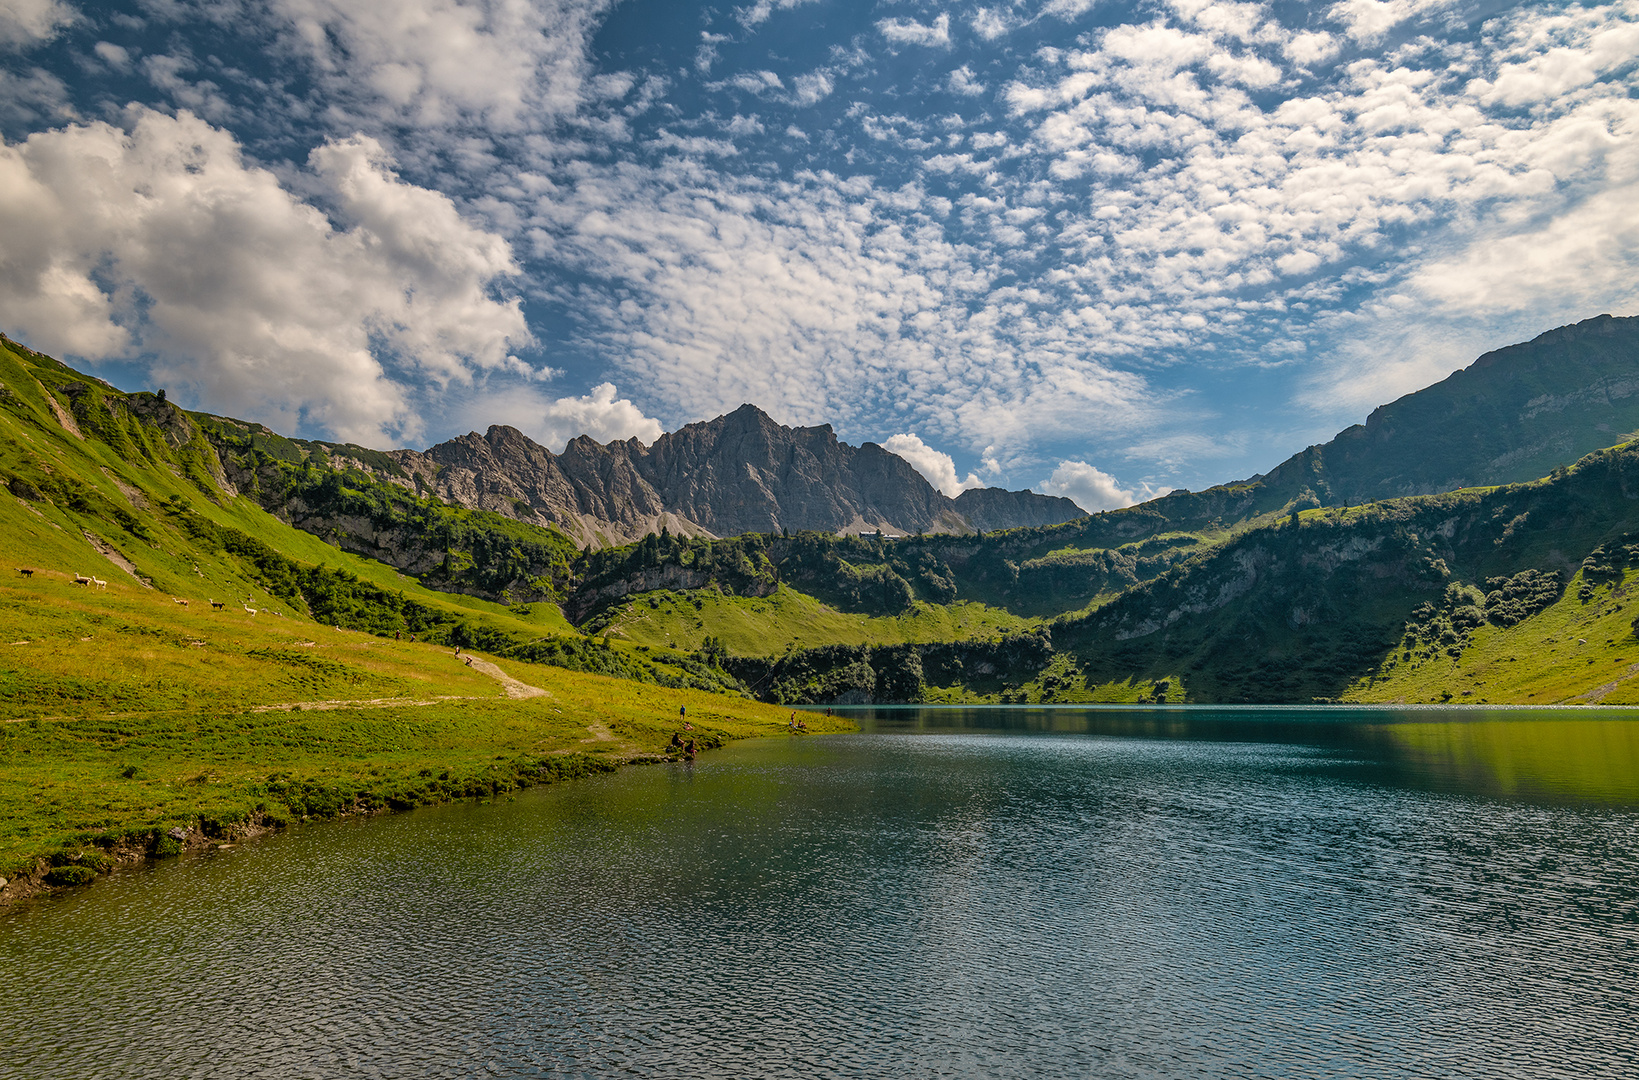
<box><xmin>2</xmin><ymin>706</ymin><xmax>1636</xmax><ymax>1078</ymax></box>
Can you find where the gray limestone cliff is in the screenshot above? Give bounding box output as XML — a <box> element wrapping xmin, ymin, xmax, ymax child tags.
<box><xmin>320</xmin><ymin>403</ymin><xmax>1081</xmax><ymax>547</ymax></box>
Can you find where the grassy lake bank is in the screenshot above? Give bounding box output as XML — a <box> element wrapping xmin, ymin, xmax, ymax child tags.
<box><xmin>0</xmin><ymin>572</ymin><xmax>852</xmax><ymax>906</ymax></box>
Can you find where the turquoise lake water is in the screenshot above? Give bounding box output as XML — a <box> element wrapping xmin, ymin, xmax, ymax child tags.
<box><xmin>2</xmin><ymin>707</ymin><xmax>1637</xmax><ymax>1078</ymax></box>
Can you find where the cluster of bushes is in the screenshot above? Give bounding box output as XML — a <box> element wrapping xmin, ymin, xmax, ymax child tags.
<box><xmin>724</xmin><ymin>629</ymin><xmax>1054</xmax><ymax>704</ymax></box>
<box><xmin>265</xmin><ymin>755</ymin><xmax>619</xmax><ymax>818</ymax></box>
<box><xmin>1579</xmin><ymin>534</ymin><xmax>1639</xmax><ymax>600</ymax></box>
<box><xmin>1484</xmin><ymin>568</ymin><xmax>1564</xmax><ymax>625</ymax></box>
<box><xmin>774</xmin><ymin>533</ymin><xmax>957</xmax><ymax>616</ymax></box>
<box><xmin>165</xmin><ymin>499</ymin><xmax>465</xmax><ymax>635</ymax></box>
<box><xmin>1404</xmin><ymin>582</ymin><xmax>1492</xmax><ymax>659</ymax></box>
<box><xmin>578</xmin><ymin>529</ymin><xmax>779</xmax><ymax>601</ymax></box>
<box><xmin>1399</xmin><ymin>570</ymin><xmax>1564</xmax><ymax>659</ymax></box>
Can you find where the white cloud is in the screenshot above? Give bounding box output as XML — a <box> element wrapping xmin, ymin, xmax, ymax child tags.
<box><xmin>0</xmin><ymin>0</ymin><xmax>74</xmax><ymax>47</ymax></box>
<box><xmin>971</xmin><ymin>7</ymin><xmax>1014</xmax><ymax>40</ymax></box>
<box><xmin>270</xmin><ymin>0</ymin><xmax>614</xmax><ymax>130</ymax></box>
<box><xmin>695</xmin><ymin>31</ymin><xmax>728</xmax><ymax>75</ymax></box>
<box><xmin>948</xmin><ymin>65</ymin><xmax>987</xmax><ymax>96</ymax></box>
<box><xmin>0</xmin><ymin>64</ymin><xmax>71</xmax><ymax>129</ymax></box>
<box><xmin>791</xmin><ymin>70</ymin><xmax>834</xmax><ymax>105</ymax></box>
<box><xmin>1410</xmin><ymin>182</ymin><xmax>1639</xmax><ymax>318</ymax></box>
<box><xmin>878</xmin><ymin>13</ymin><xmax>951</xmax><ymax>48</ymax></box>
<box><xmin>92</xmin><ymin>40</ymin><xmax>133</xmax><ymax>71</ymax></box>
<box><xmin>734</xmin><ymin>0</ymin><xmax>820</xmax><ymax>30</ymax></box>
<box><xmin>1303</xmin><ymin>156</ymin><xmax>1639</xmax><ymax>413</ymax></box>
<box><xmin>1207</xmin><ymin>50</ymin><xmax>1281</xmax><ymax>88</ymax></box>
<box><xmin>528</xmin><ymin>165</ymin><xmax>1153</xmax><ymax>457</ymax></box>
<box><xmin>1100</xmin><ymin>22</ymin><xmax>1213</xmax><ymax>71</ymax></box>
<box><xmin>1476</xmin><ymin>19</ymin><xmax>1639</xmax><ymax>107</ymax></box>
<box><xmin>1041</xmin><ymin>0</ymin><xmax>1098</xmax><ymax>18</ymax></box>
<box><xmin>882</xmin><ymin>433</ymin><xmax>985</xmax><ymax>496</ymax></box>
<box><xmin>534</xmin><ymin>383</ymin><xmax>663</xmax><ymax>450</ymax></box>
<box><xmin>1039</xmin><ymin>460</ymin><xmax>1163</xmax><ymax>512</ymax></box>
<box><xmin>1326</xmin><ymin>0</ymin><xmax>1453</xmax><ymax>43</ymax></box>
<box><xmin>1284</xmin><ymin>30</ymin><xmax>1340</xmax><ymax>66</ymax></box>
<box><xmin>0</xmin><ymin>109</ymin><xmax>528</xmax><ymax>444</ymax></box>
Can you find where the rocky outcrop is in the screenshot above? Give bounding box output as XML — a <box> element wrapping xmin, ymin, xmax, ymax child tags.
<box><xmin>954</xmin><ymin>486</ymin><xmax>1083</xmax><ymax>531</ymax></box>
<box><xmin>319</xmin><ymin>404</ymin><xmax>1081</xmax><ymax>548</ymax></box>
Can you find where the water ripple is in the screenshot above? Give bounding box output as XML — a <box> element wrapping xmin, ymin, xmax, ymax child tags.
<box><xmin>3</xmin><ymin>725</ymin><xmax>1638</xmax><ymax>1078</ymax></box>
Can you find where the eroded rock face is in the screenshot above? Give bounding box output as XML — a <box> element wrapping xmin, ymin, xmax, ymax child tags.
<box><xmin>348</xmin><ymin>404</ymin><xmax>1081</xmax><ymax>547</ymax></box>
<box><xmin>954</xmin><ymin>487</ymin><xmax>1085</xmax><ymax>532</ymax></box>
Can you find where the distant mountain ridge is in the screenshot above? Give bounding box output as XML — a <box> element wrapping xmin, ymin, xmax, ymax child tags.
<box><xmin>312</xmin><ymin>403</ymin><xmax>1083</xmax><ymax>547</ymax></box>
<box><xmin>963</xmin><ymin>313</ymin><xmax>1639</xmax><ymax>558</ymax></box>
<box><xmin>1263</xmin><ymin>312</ymin><xmax>1639</xmax><ymax>503</ymax></box>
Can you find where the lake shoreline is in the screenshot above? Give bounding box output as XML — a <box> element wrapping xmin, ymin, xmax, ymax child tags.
<box><xmin>0</xmin><ymin>749</ymin><xmax>630</xmax><ymax>911</ymax></box>
<box><xmin>1</xmin><ymin>701</ymin><xmax>850</xmax><ymax>912</ymax></box>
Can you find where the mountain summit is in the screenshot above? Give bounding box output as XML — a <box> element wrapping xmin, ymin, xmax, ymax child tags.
<box><xmin>308</xmin><ymin>404</ymin><xmax>1081</xmax><ymax>547</ymax></box>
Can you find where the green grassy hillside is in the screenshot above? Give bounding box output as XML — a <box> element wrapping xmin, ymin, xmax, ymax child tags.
<box><xmin>1053</xmin><ymin>442</ymin><xmax>1639</xmax><ymax>703</ymax></box>
<box><xmin>11</xmin><ymin>327</ymin><xmax>1639</xmax><ymax>717</ymax></box>
<box><xmin>0</xmin><ymin>335</ymin><xmax>851</xmax><ymax>901</ymax></box>
<box><xmin>585</xmin><ymin>585</ymin><xmax>1036</xmax><ymax>655</ymax></box>
<box><xmin>726</xmin><ymin>443</ymin><xmax>1639</xmax><ymax>706</ymax></box>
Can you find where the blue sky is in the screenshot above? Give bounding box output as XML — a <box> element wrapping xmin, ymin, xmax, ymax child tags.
<box><xmin>1</xmin><ymin>0</ymin><xmax>1636</xmax><ymax>511</ymax></box>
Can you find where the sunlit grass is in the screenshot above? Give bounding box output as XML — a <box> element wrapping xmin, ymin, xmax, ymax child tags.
<box><xmin>594</xmin><ymin>583</ymin><xmax>1036</xmax><ymax>656</ymax></box>
<box><xmin>1344</xmin><ymin>569</ymin><xmax>1639</xmax><ymax>705</ymax></box>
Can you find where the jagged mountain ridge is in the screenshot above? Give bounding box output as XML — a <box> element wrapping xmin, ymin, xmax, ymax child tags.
<box><xmin>318</xmin><ymin>403</ymin><xmax>1082</xmax><ymax>547</ymax></box>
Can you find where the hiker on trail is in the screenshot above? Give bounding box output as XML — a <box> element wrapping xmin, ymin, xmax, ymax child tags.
<box><xmin>680</xmin><ymin>705</ymin><xmax>686</xmax><ymax>719</ymax></box>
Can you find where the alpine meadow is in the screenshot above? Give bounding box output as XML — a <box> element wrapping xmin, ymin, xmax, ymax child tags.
<box><xmin>3</xmin><ymin>1</ymin><xmax>1639</xmax><ymax>1076</ymax></box>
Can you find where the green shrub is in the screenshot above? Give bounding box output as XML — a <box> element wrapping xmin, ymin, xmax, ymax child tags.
<box><xmin>43</xmin><ymin>864</ymin><xmax>97</xmax><ymax>887</ymax></box>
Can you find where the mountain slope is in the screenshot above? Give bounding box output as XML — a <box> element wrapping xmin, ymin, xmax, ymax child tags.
<box><xmin>843</xmin><ymin>313</ymin><xmax>1639</xmax><ymax>619</ymax></box>
<box><xmin>1055</xmin><ymin>439</ymin><xmax>1639</xmax><ymax>703</ymax></box>
<box><xmin>1306</xmin><ymin>313</ymin><xmax>1639</xmax><ymax>501</ymax></box>
<box><xmin>731</xmin><ymin>441</ymin><xmax>1639</xmax><ymax>705</ymax></box>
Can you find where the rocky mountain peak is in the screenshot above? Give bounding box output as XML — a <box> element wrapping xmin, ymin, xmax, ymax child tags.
<box><xmin>360</xmin><ymin>404</ymin><xmax>1083</xmax><ymax>547</ymax></box>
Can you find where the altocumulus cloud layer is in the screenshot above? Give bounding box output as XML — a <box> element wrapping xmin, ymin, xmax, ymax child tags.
<box><xmin>0</xmin><ymin>0</ymin><xmax>1635</xmax><ymax>509</ymax></box>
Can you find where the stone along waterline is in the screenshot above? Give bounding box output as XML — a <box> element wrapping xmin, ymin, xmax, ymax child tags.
<box><xmin>2</xmin><ymin>708</ymin><xmax>1636</xmax><ymax>1078</ymax></box>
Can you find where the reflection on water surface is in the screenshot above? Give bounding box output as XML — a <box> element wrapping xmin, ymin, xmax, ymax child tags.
<box><xmin>847</xmin><ymin>705</ymin><xmax>1639</xmax><ymax>807</ymax></box>
<box><xmin>3</xmin><ymin>707</ymin><xmax>1636</xmax><ymax>1078</ymax></box>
